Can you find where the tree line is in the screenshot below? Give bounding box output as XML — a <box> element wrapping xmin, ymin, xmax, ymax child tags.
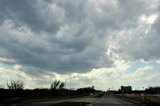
<box><xmin>0</xmin><ymin>79</ymin><xmax>96</xmax><ymax>104</ymax></box>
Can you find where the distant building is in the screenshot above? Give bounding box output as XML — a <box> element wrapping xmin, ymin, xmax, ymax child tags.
<box><xmin>121</xmin><ymin>86</ymin><xmax>132</xmax><ymax>93</ymax></box>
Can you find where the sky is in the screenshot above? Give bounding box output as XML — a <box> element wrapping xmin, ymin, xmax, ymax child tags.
<box><xmin>0</xmin><ymin>0</ymin><xmax>160</xmax><ymax>90</ymax></box>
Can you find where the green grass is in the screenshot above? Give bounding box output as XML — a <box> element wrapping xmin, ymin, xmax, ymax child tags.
<box><xmin>50</xmin><ymin>102</ymin><xmax>90</xmax><ymax>106</ymax></box>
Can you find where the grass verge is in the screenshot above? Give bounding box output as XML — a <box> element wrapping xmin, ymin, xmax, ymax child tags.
<box><xmin>114</xmin><ymin>94</ymin><xmax>160</xmax><ymax>105</ymax></box>
<box><xmin>50</xmin><ymin>102</ymin><xmax>90</xmax><ymax>106</ymax></box>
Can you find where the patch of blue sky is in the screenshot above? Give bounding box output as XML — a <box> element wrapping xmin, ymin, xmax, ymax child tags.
<box><xmin>0</xmin><ymin>63</ymin><xmax>14</xmax><ymax>69</ymax></box>
<box><xmin>148</xmin><ymin>61</ymin><xmax>160</xmax><ymax>72</ymax></box>
<box><xmin>126</xmin><ymin>60</ymin><xmax>160</xmax><ymax>73</ymax></box>
<box><xmin>126</xmin><ymin>61</ymin><xmax>147</xmax><ymax>72</ymax></box>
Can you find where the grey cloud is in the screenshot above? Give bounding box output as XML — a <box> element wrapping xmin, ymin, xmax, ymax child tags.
<box><xmin>109</xmin><ymin>14</ymin><xmax>160</xmax><ymax>61</ymax></box>
<box><xmin>0</xmin><ymin>0</ymin><xmax>63</xmax><ymax>33</ymax></box>
<box><xmin>0</xmin><ymin>15</ymin><xmax>112</xmax><ymax>74</ymax></box>
<box><xmin>0</xmin><ymin>0</ymin><xmax>159</xmax><ymax>75</ymax></box>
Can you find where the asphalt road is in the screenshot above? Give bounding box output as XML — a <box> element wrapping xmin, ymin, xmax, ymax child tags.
<box><xmin>14</xmin><ymin>96</ymin><xmax>98</xmax><ymax>106</ymax></box>
<box><xmin>5</xmin><ymin>95</ymin><xmax>139</xmax><ymax>106</ymax></box>
<box><xmin>90</xmin><ymin>95</ymin><xmax>139</xmax><ymax>106</ymax></box>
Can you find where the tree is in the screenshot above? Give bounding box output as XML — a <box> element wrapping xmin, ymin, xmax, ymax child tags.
<box><xmin>58</xmin><ymin>82</ymin><xmax>65</xmax><ymax>90</ymax></box>
<box><xmin>50</xmin><ymin>80</ymin><xmax>65</xmax><ymax>90</ymax></box>
<box><xmin>7</xmin><ymin>79</ymin><xmax>24</xmax><ymax>89</ymax></box>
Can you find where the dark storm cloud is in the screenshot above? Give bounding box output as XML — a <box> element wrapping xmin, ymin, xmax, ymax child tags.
<box><xmin>0</xmin><ymin>0</ymin><xmax>114</xmax><ymax>74</ymax></box>
<box><xmin>0</xmin><ymin>0</ymin><xmax>64</xmax><ymax>33</ymax></box>
<box><xmin>0</xmin><ymin>0</ymin><xmax>159</xmax><ymax>74</ymax></box>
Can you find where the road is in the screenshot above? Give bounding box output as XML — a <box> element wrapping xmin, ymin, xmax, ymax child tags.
<box><xmin>5</xmin><ymin>95</ymin><xmax>139</xmax><ymax>106</ymax></box>
<box><xmin>89</xmin><ymin>95</ymin><xmax>139</xmax><ymax>106</ymax></box>
<box><xmin>15</xmin><ymin>96</ymin><xmax>98</xmax><ymax>106</ymax></box>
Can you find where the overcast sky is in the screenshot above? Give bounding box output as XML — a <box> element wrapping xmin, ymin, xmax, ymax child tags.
<box><xmin>0</xmin><ymin>0</ymin><xmax>160</xmax><ymax>90</ymax></box>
